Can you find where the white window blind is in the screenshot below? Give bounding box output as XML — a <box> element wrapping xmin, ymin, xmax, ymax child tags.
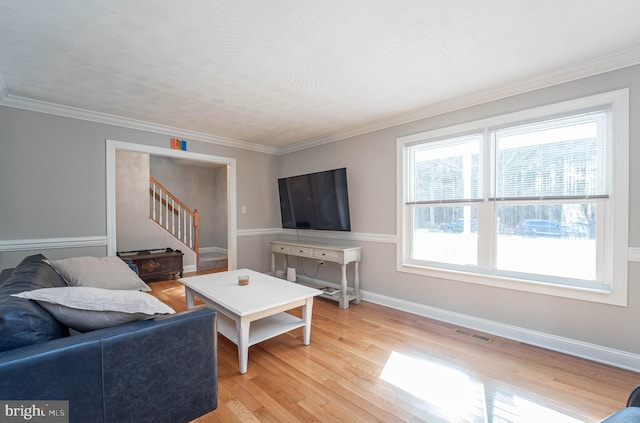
<box><xmin>493</xmin><ymin>111</ymin><xmax>608</xmax><ymax>201</ymax></box>
<box><xmin>407</xmin><ymin>134</ymin><xmax>482</xmax><ymax>204</ymax></box>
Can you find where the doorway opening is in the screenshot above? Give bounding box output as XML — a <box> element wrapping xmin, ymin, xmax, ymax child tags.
<box><xmin>105</xmin><ymin>139</ymin><xmax>237</xmax><ymax>271</ymax></box>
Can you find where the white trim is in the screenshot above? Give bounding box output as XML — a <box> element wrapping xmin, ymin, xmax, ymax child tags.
<box><xmin>396</xmin><ymin>89</ymin><xmax>630</xmax><ymax>306</ymax></box>
<box><xmin>0</xmin><ymin>236</ymin><xmax>107</xmax><ymax>252</ymax></box>
<box><xmin>1</xmin><ymin>48</ymin><xmax>639</xmax><ymax>156</ymax></box>
<box><xmin>629</xmin><ymin>247</ymin><xmax>640</xmax><ymax>262</ymax></box>
<box><xmin>0</xmin><ymin>74</ymin><xmax>8</xmax><ymax>99</ymax></box>
<box><xmin>105</xmin><ymin>139</ymin><xmax>238</xmax><ymax>270</ymax></box>
<box><xmin>362</xmin><ymin>289</ymin><xmax>640</xmax><ymax>373</ymax></box>
<box><xmin>237</xmin><ymin>227</ymin><xmax>396</xmax><ymax>244</ymax></box>
<box><xmin>237</xmin><ymin>228</ymin><xmax>285</xmax><ymax>237</ymax></box>
<box><xmin>199</xmin><ymin>246</ymin><xmax>228</xmax><ymax>255</ymax></box>
<box><xmin>183</xmin><ymin>264</ymin><xmax>197</xmax><ymax>274</ymax></box>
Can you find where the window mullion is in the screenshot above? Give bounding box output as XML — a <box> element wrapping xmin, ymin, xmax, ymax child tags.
<box><xmin>477</xmin><ymin>129</ymin><xmax>494</xmax><ymax>269</ymax></box>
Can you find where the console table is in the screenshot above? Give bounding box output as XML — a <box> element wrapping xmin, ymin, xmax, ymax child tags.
<box><xmin>270</xmin><ymin>240</ymin><xmax>361</xmax><ymax>309</ymax></box>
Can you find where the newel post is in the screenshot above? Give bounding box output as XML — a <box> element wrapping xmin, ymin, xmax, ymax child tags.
<box><xmin>193</xmin><ymin>209</ymin><xmax>199</xmax><ymax>257</ymax></box>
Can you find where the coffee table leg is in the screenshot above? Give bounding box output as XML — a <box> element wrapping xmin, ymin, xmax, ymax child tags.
<box><xmin>185</xmin><ymin>287</ymin><xmax>194</xmax><ymax>309</ymax></box>
<box><xmin>236</xmin><ymin>316</ymin><xmax>250</xmax><ymax>374</ymax></box>
<box><xmin>302</xmin><ymin>297</ymin><xmax>314</xmax><ymax>345</ymax></box>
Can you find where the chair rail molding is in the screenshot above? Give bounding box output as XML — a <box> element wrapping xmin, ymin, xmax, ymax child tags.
<box><xmin>0</xmin><ymin>236</ymin><xmax>107</xmax><ymax>252</ymax></box>
<box><xmin>628</xmin><ymin>247</ymin><xmax>640</xmax><ymax>262</ymax></box>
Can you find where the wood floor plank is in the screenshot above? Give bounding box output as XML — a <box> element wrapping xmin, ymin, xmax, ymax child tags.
<box><xmin>148</xmin><ymin>271</ymin><xmax>639</xmax><ymax>422</ymax></box>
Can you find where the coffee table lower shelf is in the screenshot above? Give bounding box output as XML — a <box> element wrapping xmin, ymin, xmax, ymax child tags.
<box><xmin>216</xmin><ymin>311</ymin><xmax>306</xmax><ymax>347</ymax></box>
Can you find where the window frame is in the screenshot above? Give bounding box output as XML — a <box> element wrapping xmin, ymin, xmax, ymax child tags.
<box><xmin>396</xmin><ymin>89</ymin><xmax>629</xmax><ymax>305</ymax></box>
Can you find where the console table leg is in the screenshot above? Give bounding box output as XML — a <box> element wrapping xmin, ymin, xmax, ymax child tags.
<box><xmin>339</xmin><ymin>264</ymin><xmax>348</xmax><ymax>309</ymax></box>
<box><xmin>354</xmin><ymin>261</ymin><xmax>361</xmax><ymax>304</ymax></box>
<box><xmin>271</xmin><ymin>252</ymin><xmax>275</xmax><ymax>276</ymax></box>
<box><xmin>236</xmin><ymin>317</ymin><xmax>250</xmax><ymax>374</ymax></box>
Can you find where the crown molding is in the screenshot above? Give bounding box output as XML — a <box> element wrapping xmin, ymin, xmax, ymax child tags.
<box><xmin>0</xmin><ymin>94</ymin><xmax>278</xmax><ymax>155</ymax></box>
<box><xmin>276</xmin><ymin>46</ymin><xmax>640</xmax><ymax>155</ymax></box>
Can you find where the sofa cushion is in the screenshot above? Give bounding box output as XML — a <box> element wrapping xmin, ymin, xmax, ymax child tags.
<box><xmin>0</xmin><ymin>268</ymin><xmax>14</xmax><ymax>285</ymax></box>
<box><xmin>0</xmin><ymin>254</ymin><xmax>69</xmax><ymax>352</ymax></box>
<box><xmin>13</xmin><ymin>287</ymin><xmax>175</xmax><ymax>333</ymax></box>
<box><xmin>47</xmin><ymin>256</ymin><xmax>151</xmax><ymax>291</ymax></box>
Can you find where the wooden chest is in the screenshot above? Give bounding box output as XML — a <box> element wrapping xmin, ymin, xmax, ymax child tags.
<box><xmin>117</xmin><ymin>248</ymin><xmax>184</xmax><ymax>282</ymax></box>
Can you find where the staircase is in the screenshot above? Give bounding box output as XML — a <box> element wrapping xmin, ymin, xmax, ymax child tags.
<box><xmin>149</xmin><ymin>176</ymin><xmax>227</xmax><ymax>271</ymax></box>
<box><xmin>197</xmin><ymin>250</ymin><xmax>228</xmax><ymax>271</ymax></box>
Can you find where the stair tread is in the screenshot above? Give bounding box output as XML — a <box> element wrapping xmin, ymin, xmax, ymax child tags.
<box><xmin>198</xmin><ymin>251</ymin><xmax>228</xmax><ymax>271</ymax></box>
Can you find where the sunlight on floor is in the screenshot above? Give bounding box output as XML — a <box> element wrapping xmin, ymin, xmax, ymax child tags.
<box><xmin>380</xmin><ymin>351</ymin><xmax>583</xmax><ymax>422</ymax></box>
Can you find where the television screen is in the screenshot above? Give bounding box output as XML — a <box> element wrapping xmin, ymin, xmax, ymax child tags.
<box><xmin>278</xmin><ymin>168</ymin><xmax>351</xmax><ymax>231</ymax></box>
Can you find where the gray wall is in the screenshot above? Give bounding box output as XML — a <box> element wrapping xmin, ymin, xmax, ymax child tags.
<box><xmin>0</xmin><ymin>106</ymin><xmax>280</xmax><ymax>271</ymax></box>
<box><xmin>1</xmin><ymin>64</ymin><xmax>639</xmax><ymax>360</ymax></box>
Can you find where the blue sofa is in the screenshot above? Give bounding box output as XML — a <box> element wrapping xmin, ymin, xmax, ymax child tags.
<box><xmin>0</xmin><ymin>254</ymin><xmax>218</xmax><ymax>423</ymax></box>
<box><xmin>601</xmin><ymin>386</ymin><xmax>640</xmax><ymax>422</ymax></box>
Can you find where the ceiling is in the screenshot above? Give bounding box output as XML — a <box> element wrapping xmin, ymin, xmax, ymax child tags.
<box><xmin>1</xmin><ymin>1</ymin><xmax>640</xmax><ymax>153</ymax></box>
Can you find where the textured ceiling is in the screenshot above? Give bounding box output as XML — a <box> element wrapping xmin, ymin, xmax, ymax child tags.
<box><xmin>1</xmin><ymin>1</ymin><xmax>640</xmax><ymax>152</ymax></box>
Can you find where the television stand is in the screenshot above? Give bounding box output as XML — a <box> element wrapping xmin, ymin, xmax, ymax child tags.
<box><xmin>270</xmin><ymin>240</ymin><xmax>361</xmax><ymax>309</ymax></box>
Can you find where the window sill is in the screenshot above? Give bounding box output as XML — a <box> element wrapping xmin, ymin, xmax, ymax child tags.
<box><xmin>397</xmin><ymin>262</ymin><xmax>625</xmax><ymax>306</ymax></box>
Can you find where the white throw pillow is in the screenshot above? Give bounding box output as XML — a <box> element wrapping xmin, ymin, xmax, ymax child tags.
<box><xmin>47</xmin><ymin>256</ymin><xmax>151</xmax><ymax>291</ymax></box>
<box><xmin>12</xmin><ymin>287</ymin><xmax>175</xmax><ymax>333</ymax></box>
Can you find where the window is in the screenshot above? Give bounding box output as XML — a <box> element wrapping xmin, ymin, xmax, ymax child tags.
<box><xmin>397</xmin><ymin>90</ymin><xmax>629</xmax><ymax>305</ymax></box>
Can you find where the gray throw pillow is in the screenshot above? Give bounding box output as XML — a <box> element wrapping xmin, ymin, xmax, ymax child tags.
<box><xmin>47</xmin><ymin>256</ymin><xmax>151</xmax><ymax>291</ymax></box>
<box><xmin>12</xmin><ymin>286</ymin><xmax>175</xmax><ymax>333</ymax></box>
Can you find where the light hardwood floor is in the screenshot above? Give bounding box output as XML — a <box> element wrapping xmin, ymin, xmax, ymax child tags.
<box><xmin>149</xmin><ymin>271</ymin><xmax>638</xmax><ymax>422</ymax></box>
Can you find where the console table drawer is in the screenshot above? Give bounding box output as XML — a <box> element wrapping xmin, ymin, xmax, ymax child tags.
<box><xmin>272</xmin><ymin>244</ymin><xmax>293</xmax><ymax>254</ymax></box>
<box><xmin>293</xmin><ymin>247</ymin><xmax>312</xmax><ymax>256</ymax></box>
<box><xmin>313</xmin><ymin>249</ymin><xmax>340</xmax><ymax>260</ymax></box>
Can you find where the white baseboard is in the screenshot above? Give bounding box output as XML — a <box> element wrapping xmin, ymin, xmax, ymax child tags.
<box><xmin>183</xmin><ymin>264</ymin><xmax>197</xmax><ymax>274</ymax></box>
<box><xmin>199</xmin><ymin>246</ymin><xmax>228</xmax><ymax>255</ymax></box>
<box><xmin>362</xmin><ymin>290</ymin><xmax>640</xmax><ymax>373</ymax></box>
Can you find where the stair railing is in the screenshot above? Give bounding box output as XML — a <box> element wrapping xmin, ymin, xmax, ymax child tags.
<box><xmin>149</xmin><ymin>176</ymin><xmax>199</xmax><ymax>261</ymax></box>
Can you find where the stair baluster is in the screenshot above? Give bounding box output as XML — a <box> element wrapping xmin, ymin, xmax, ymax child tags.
<box><xmin>149</xmin><ymin>176</ymin><xmax>199</xmax><ymax>265</ymax></box>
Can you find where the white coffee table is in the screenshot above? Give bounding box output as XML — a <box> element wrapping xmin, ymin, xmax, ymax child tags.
<box><xmin>179</xmin><ymin>269</ymin><xmax>322</xmax><ymax>374</ymax></box>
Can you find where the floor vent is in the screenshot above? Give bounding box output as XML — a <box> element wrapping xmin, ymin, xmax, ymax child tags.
<box><xmin>456</xmin><ymin>329</ymin><xmax>494</xmax><ymax>343</ymax></box>
<box><xmin>471</xmin><ymin>333</ymin><xmax>493</xmax><ymax>343</ymax></box>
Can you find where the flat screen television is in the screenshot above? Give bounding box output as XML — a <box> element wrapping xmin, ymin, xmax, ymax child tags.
<box><xmin>278</xmin><ymin>168</ymin><xmax>351</xmax><ymax>231</ymax></box>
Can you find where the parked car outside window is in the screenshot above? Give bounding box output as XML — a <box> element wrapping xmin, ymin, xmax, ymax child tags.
<box><xmin>440</xmin><ymin>218</ymin><xmax>477</xmax><ymax>233</ymax></box>
<box><xmin>514</xmin><ymin>219</ymin><xmax>561</xmax><ymax>237</ymax></box>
